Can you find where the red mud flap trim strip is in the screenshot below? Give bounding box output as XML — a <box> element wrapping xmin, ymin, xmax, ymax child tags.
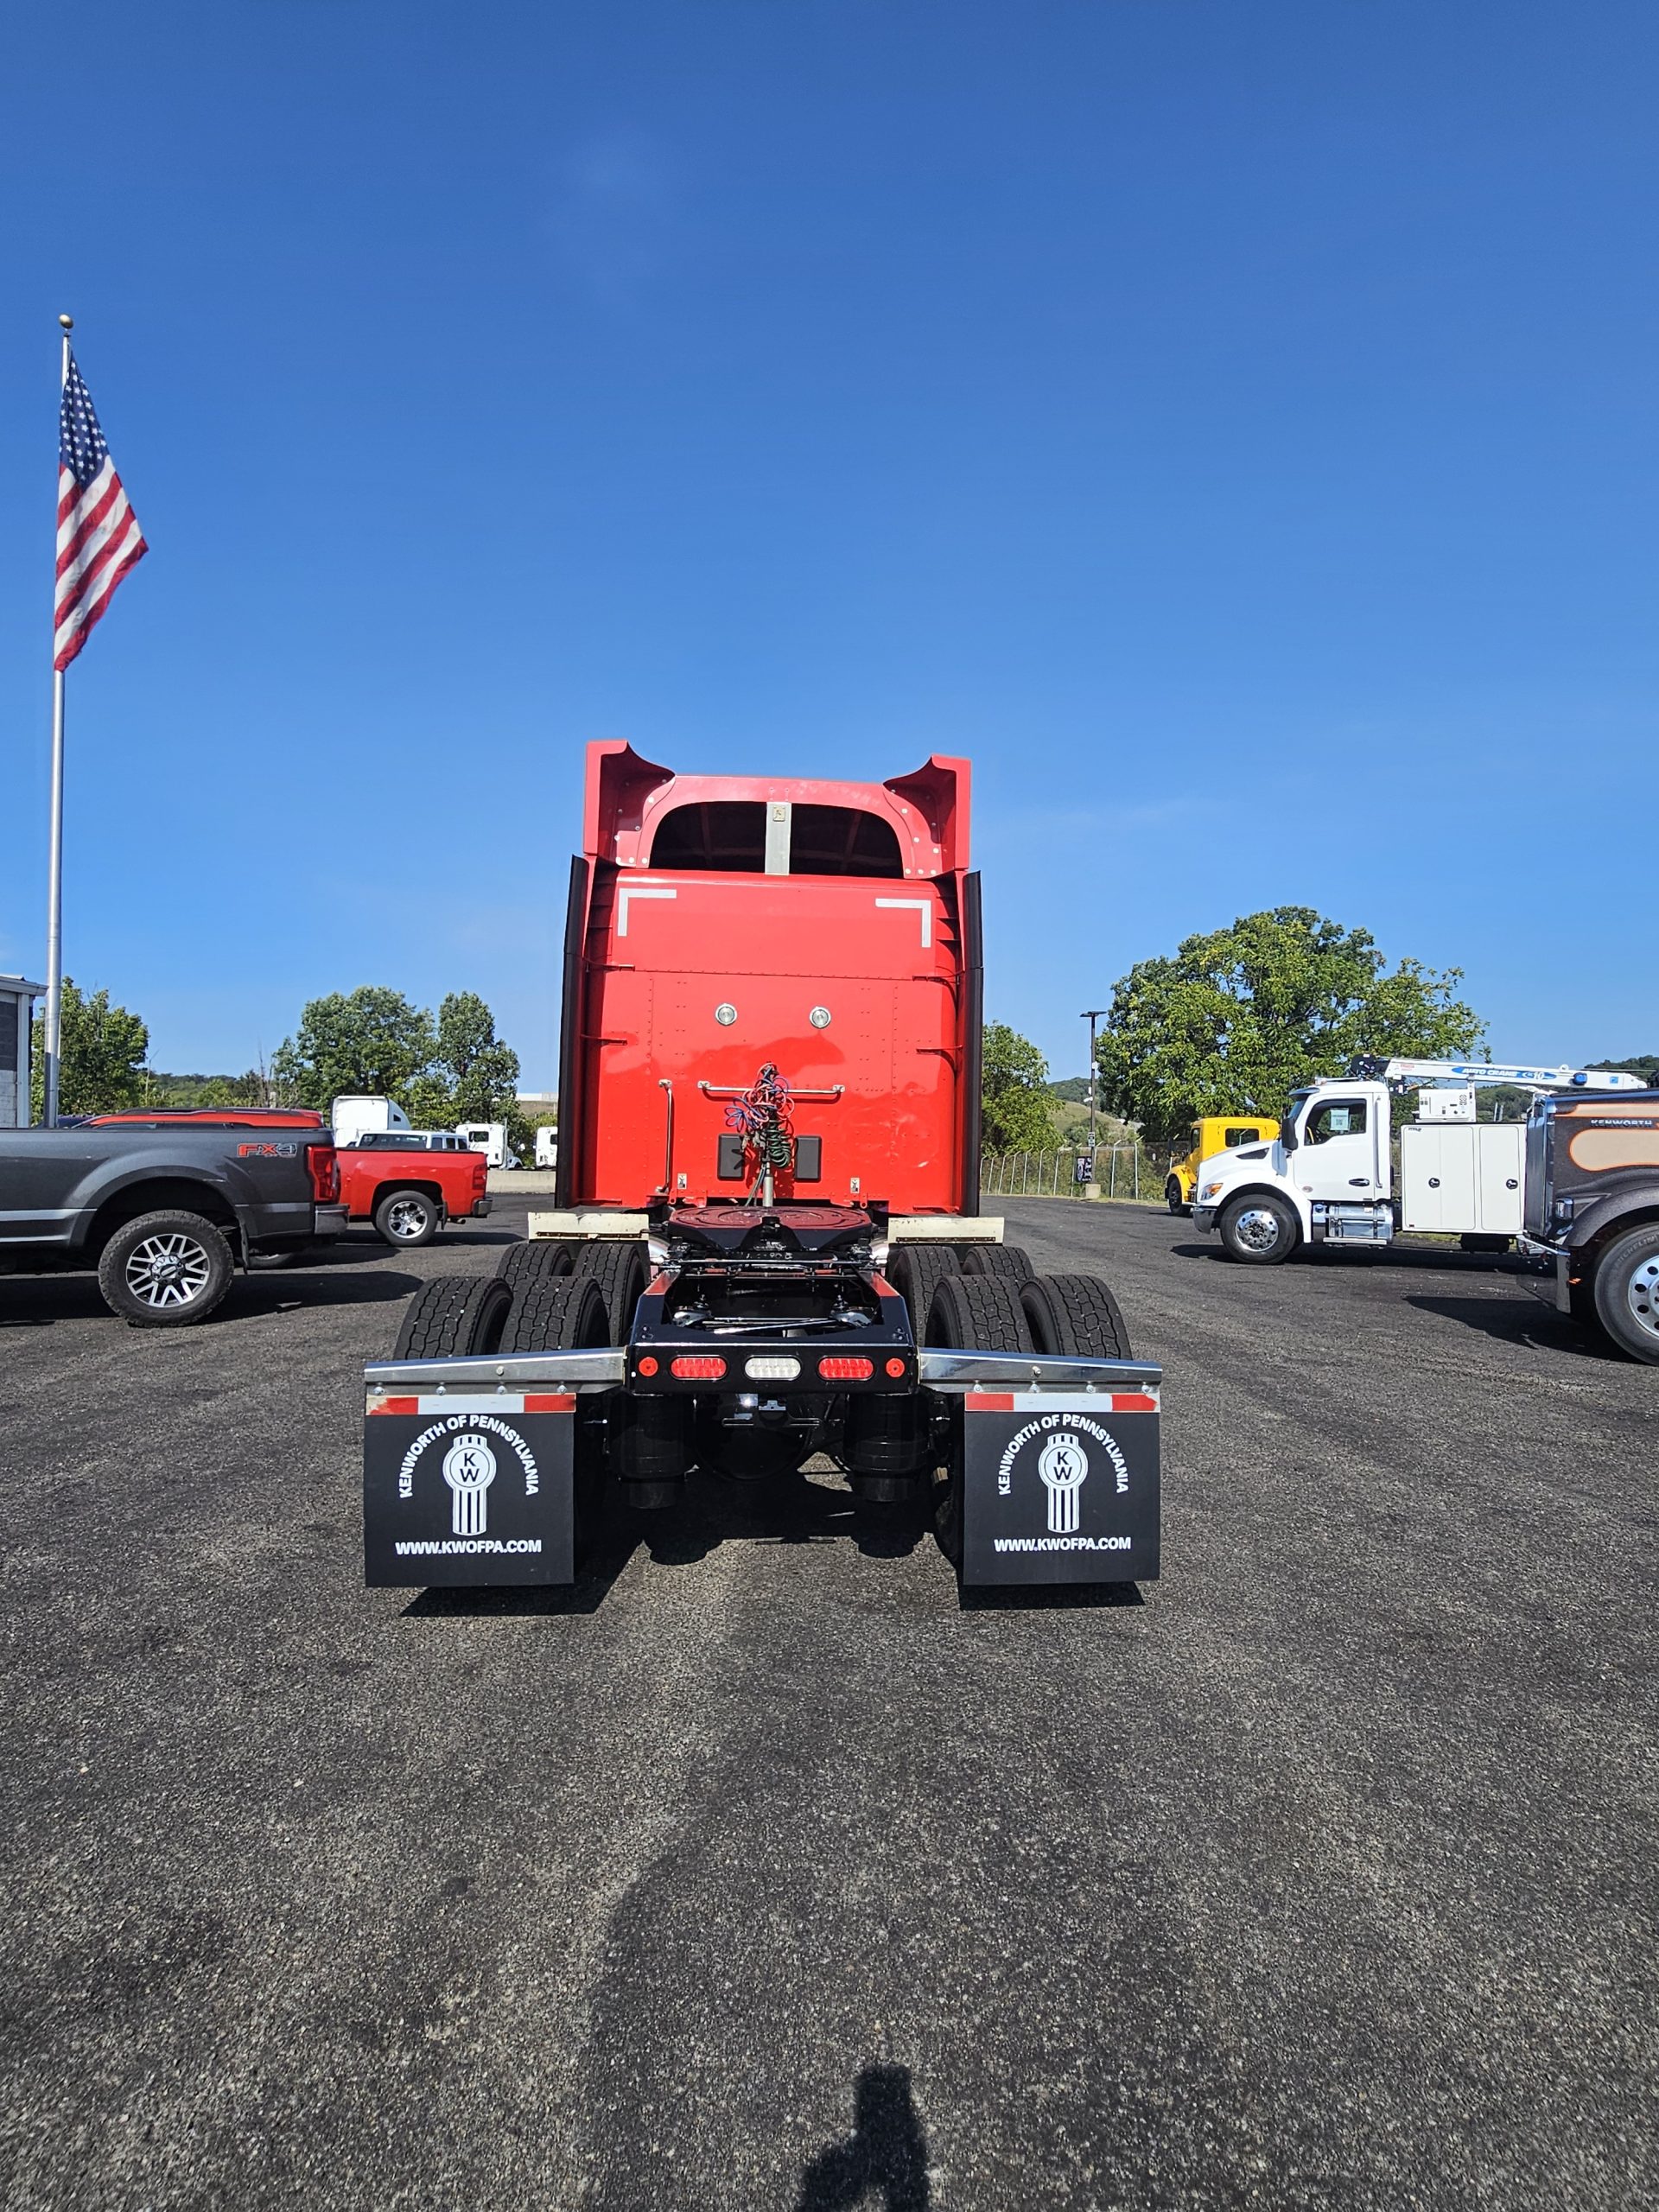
<box><xmin>966</xmin><ymin>1390</ymin><xmax>1157</xmax><ymax>1414</ymax></box>
<box><xmin>368</xmin><ymin>1392</ymin><xmax>576</xmax><ymax>1416</ymax></box>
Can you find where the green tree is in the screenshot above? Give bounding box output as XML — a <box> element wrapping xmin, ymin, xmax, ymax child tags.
<box><xmin>272</xmin><ymin>988</ymin><xmax>437</xmax><ymax>1114</ymax></box>
<box><xmin>1096</xmin><ymin>907</ymin><xmax>1484</xmax><ymax>1147</ymax></box>
<box><xmin>436</xmin><ymin>992</ymin><xmax>522</xmax><ymax>1125</ymax></box>
<box><xmin>30</xmin><ymin>979</ymin><xmax>149</xmax><ymax>1118</ymax></box>
<box><xmin>982</xmin><ymin>1020</ymin><xmax>1054</xmax><ymax>1152</ymax></box>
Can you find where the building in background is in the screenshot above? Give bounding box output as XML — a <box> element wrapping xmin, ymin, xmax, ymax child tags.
<box><xmin>1</xmin><ymin>976</ymin><xmax>45</xmax><ymax>1128</ymax></box>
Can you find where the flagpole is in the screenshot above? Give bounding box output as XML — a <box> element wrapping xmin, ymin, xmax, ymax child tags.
<box><xmin>42</xmin><ymin>315</ymin><xmax>72</xmax><ymax>1128</ymax></box>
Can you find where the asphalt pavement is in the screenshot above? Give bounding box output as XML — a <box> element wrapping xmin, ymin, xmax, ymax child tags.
<box><xmin>2</xmin><ymin>1199</ymin><xmax>1653</xmax><ymax>2210</ymax></box>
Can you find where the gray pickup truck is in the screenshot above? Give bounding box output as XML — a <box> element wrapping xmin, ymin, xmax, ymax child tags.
<box><xmin>0</xmin><ymin>1115</ymin><xmax>347</xmax><ymax>1325</ymax></box>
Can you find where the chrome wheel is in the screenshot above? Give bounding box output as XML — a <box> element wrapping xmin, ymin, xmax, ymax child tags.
<box><xmin>1625</xmin><ymin>1251</ymin><xmax>1659</xmax><ymax>1342</ymax></box>
<box><xmin>385</xmin><ymin>1197</ymin><xmax>430</xmax><ymax>1241</ymax></box>
<box><xmin>124</xmin><ymin>1232</ymin><xmax>213</xmax><ymax>1309</ymax></box>
<box><xmin>1231</xmin><ymin>1205</ymin><xmax>1284</xmax><ymax>1254</ymax></box>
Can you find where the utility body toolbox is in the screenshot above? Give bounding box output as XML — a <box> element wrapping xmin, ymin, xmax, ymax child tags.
<box><xmin>363</xmin><ymin>744</ymin><xmax>1161</xmax><ymax>1592</ymax></box>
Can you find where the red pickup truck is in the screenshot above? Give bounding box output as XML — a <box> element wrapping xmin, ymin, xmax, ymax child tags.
<box><xmin>337</xmin><ymin>1132</ymin><xmax>492</xmax><ymax>1248</ymax></box>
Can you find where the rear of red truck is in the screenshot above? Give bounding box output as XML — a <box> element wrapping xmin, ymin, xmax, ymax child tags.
<box><xmin>553</xmin><ymin>742</ymin><xmax>981</xmax><ymax>1217</ymax></box>
<box><xmin>362</xmin><ymin>743</ymin><xmax>1162</xmax><ymax>1595</ymax></box>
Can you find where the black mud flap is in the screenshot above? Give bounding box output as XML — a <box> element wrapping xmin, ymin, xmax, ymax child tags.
<box><xmin>365</xmin><ymin>1390</ymin><xmax>579</xmax><ymax>1586</ymax></box>
<box><xmin>959</xmin><ymin>1386</ymin><xmax>1160</xmax><ymax>1586</ymax></box>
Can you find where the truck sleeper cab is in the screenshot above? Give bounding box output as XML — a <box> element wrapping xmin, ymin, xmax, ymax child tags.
<box><xmin>361</xmin><ymin>742</ymin><xmax>1163</xmax><ymax>1595</ymax></box>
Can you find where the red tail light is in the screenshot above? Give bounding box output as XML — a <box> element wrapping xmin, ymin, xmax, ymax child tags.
<box><xmin>818</xmin><ymin>1356</ymin><xmax>874</xmax><ymax>1382</ymax></box>
<box><xmin>671</xmin><ymin>1356</ymin><xmax>727</xmax><ymax>1380</ymax></box>
<box><xmin>308</xmin><ymin>1143</ymin><xmax>340</xmax><ymax>1203</ymax></box>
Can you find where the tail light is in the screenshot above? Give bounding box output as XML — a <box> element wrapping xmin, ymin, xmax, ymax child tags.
<box><xmin>308</xmin><ymin>1143</ymin><xmax>340</xmax><ymax>1203</ymax></box>
<box><xmin>818</xmin><ymin>1356</ymin><xmax>874</xmax><ymax>1382</ymax></box>
<box><xmin>671</xmin><ymin>1356</ymin><xmax>727</xmax><ymax>1380</ymax></box>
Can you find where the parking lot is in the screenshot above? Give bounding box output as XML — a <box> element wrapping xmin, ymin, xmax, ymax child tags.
<box><xmin>2</xmin><ymin>1198</ymin><xmax>1653</xmax><ymax>2209</ymax></box>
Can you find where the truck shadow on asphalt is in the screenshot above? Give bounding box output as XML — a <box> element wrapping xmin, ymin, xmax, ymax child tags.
<box><xmin>406</xmin><ymin>1467</ymin><xmax>1147</xmax><ymax>1619</ymax></box>
<box><xmin>405</xmin><ymin>1469</ymin><xmax>931</xmax><ymax>1621</ymax></box>
<box><xmin>0</xmin><ymin>1264</ymin><xmax>421</xmax><ymax>1328</ymax></box>
<box><xmin>1168</xmin><ymin>1241</ymin><xmax>1524</xmax><ymax>1276</ymax></box>
<box><xmin>798</xmin><ymin>2063</ymin><xmax>931</xmax><ymax>2210</ymax></box>
<box><xmin>1404</xmin><ymin>1293</ymin><xmax>1627</xmax><ymax>1362</ymax></box>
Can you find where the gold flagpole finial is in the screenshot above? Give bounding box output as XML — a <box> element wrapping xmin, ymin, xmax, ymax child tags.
<box><xmin>58</xmin><ymin>313</ymin><xmax>73</xmax><ymax>331</ymax></box>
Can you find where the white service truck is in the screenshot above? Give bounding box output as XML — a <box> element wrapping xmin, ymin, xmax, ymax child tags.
<box><xmin>1192</xmin><ymin>1058</ymin><xmax>1644</xmax><ymax>1264</ymax></box>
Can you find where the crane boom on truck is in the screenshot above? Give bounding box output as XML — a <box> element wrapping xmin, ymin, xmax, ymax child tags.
<box><xmin>359</xmin><ymin>743</ymin><xmax>1164</xmax><ymax>1596</ymax></box>
<box><xmin>1350</xmin><ymin>1056</ymin><xmax>1643</xmax><ymax>1093</ymax></box>
<box><xmin>1192</xmin><ymin>1055</ymin><xmax>1647</xmax><ymax>1264</ymax></box>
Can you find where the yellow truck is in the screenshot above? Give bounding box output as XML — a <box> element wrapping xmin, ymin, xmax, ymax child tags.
<box><xmin>1165</xmin><ymin>1115</ymin><xmax>1278</xmax><ymax>1215</ymax></box>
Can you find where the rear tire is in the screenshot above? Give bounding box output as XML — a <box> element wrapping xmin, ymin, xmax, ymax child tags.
<box><xmin>567</xmin><ymin>1242</ymin><xmax>648</xmax><ymax>1345</ymax></box>
<box><xmin>496</xmin><ymin>1239</ymin><xmax>576</xmax><ymax>1290</ymax></box>
<box><xmin>922</xmin><ymin>1276</ymin><xmax>1033</xmax><ymax>1568</ymax></box>
<box><xmin>391</xmin><ymin>1274</ymin><xmax>512</xmax><ymax>1359</ymax></box>
<box><xmin>497</xmin><ymin>1274</ymin><xmax>610</xmax><ymax>1357</ymax></box>
<box><xmin>97</xmin><ymin>1210</ymin><xmax>235</xmax><ymax>1327</ymax></box>
<box><xmin>1020</xmin><ymin>1273</ymin><xmax>1134</xmax><ymax>1360</ymax></box>
<box><xmin>926</xmin><ymin>1274</ymin><xmax>1036</xmax><ymax>1355</ymax></box>
<box><xmin>373</xmin><ymin>1188</ymin><xmax>440</xmax><ymax>1249</ymax></box>
<box><xmin>1218</xmin><ymin>1193</ymin><xmax>1300</xmax><ymax>1264</ymax></box>
<box><xmin>1590</xmin><ymin>1226</ymin><xmax>1659</xmax><ymax>1365</ymax></box>
<box><xmin>887</xmin><ymin>1243</ymin><xmax>963</xmax><ymax>1341</ymax></box>
<box><xmin>961</xmin><ymin>1244</ymin><xmax>1034</xmax><ymax>1283</ymax></box>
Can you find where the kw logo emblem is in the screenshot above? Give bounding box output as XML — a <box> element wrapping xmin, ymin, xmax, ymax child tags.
<box><xmin>1038</xmin><ymin>1432</ymin><xmax>1089</xmax><ymax>1533</ymax></box>
<box><xmin>442</xmin><ymin>1435</ymin><xmax>498</xmax><ymax>1536</ymax></box>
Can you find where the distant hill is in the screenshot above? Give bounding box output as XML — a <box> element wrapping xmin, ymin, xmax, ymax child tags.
<box><xmin>1595</xmin><ymin>1053</ymin><xmax>1659</xmax><ymax>1085</ymax></box>
<box><xmin>143</xmin><ymin>1069</ymin><xmax>270</xmax><ymax>1108</ymax></box>
<box><xmin>1047</xmin><ymin>1076</ymin><xmax>1095</xmax><ymax>1102</ymax></box>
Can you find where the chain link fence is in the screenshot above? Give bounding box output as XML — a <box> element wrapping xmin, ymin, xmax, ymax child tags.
<box><xmin>980</xmin><ymin>1145</ymin><xmax>1170</xmax><ymax>1201</ymax></box>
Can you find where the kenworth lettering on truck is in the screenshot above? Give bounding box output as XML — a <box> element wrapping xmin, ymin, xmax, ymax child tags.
<box><xmin>362</xmin><ymin>742</ymin><xmax>1162</xmax><ymax>1593</ymax></box>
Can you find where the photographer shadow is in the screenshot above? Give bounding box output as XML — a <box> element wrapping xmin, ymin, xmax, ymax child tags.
<box><xmin>799</xmin><ymin>2064</ymin><xmax>931</xmax><ymax>2212</ymax></box>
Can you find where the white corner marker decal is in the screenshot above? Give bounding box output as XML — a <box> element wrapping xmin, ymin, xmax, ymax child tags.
<box><xmin>617</xmin><ymin>886</ymin><xmax>677</xmax><ymax>938</ymax></box>
<box><xmin>875</xmin><ymin>896</ymin><xmax>931</xmax><ymax>949</ymax></box>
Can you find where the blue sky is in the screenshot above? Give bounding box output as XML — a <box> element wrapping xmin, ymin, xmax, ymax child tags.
<box><xmin>1</xmin><ymin>1</ymin><xmax>1654</xmax><ymax>1088</ymax></box>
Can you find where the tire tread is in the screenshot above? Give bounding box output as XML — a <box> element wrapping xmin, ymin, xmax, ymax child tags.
<box><xmin>391</xmin><ymin>1274</ymin><xmax>511</xmax><ymax>1360</ymax></box>
<box><xmin>1020</xmin><ymin>1272</ymin><xmax>1134</xmax><ymax>1359</ymax></box>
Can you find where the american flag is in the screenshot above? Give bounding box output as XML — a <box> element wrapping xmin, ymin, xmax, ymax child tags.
<box><xmin>55</xmin><ymin>350</ymin><xmax>147</xmax><ymax>671</ymax></box>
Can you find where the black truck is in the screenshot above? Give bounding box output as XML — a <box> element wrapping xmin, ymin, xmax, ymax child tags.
<box><xmin>1518</xmin><ymin>1090</ymin><xmax>1659</xmax><ymax>1363</ymax></box>
<box><xmin>0</xmin><ymin>1116</ymin><xmax>346</xmax><ymax>1325</ymax></box>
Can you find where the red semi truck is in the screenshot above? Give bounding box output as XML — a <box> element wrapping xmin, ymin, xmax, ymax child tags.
<box><xmin>363</xmin><ymin>745</ymin><xmax>1163</xmax><ymax>1592</ymax></box>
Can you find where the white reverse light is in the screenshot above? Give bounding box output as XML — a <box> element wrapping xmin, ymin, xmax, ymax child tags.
<box><xmin>744</xmin><ymin>1355</ymin><xmax>801</xmax><ymax>1381</ymax></box>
